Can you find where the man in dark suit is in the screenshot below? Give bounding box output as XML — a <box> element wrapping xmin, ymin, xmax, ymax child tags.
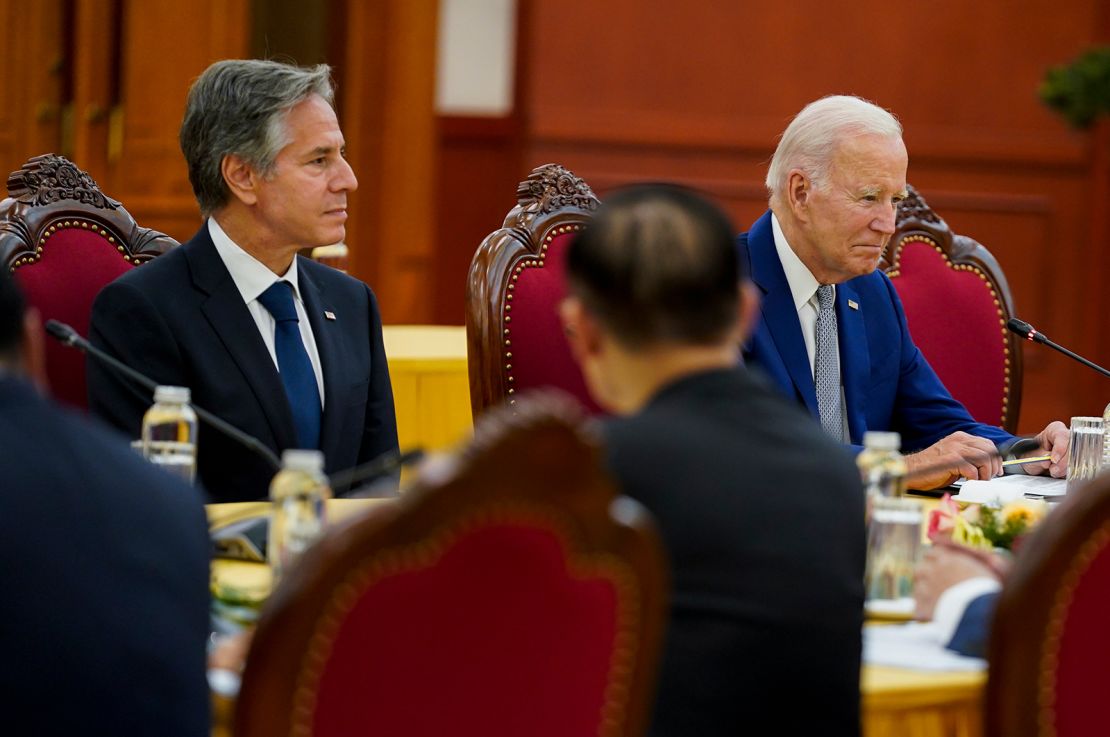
<box><xmin>738</xmin><ymin>94</ymin><xmax>1068</xmax><ymax>489</ymax></box>
<box><xmin>0</xmin><ymin>270</ymin><xmax>211</xmax><ymax>735</ymax></box>
<box><xmin>89</xmin><ymin>60</ymin><xmax>398</xmax><ymax>503</ymax></box>
<box><xmin>560</xmin><ymin>185</ymin><xmax>866</xmax><ymax>736</ymax></box>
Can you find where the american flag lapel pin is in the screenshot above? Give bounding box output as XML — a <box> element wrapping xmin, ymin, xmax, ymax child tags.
<box><xmin>324</xmin><ymin>310</ymin><xmax>337</xmax><ymax>321</ymax></box>
<box><xmin>847</xmin><ymin>299</ymin><xmax>859</xmax><ymax>311</ymax></box>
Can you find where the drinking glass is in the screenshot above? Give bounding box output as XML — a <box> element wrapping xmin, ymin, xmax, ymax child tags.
<box><xmin>1067</xmin><ymin>416</ymin><xmax>1105</xmax><ymax>493</ymax></box>
<box><xmin>865</xmin><ymin>496</ymin><xmax>923</xmax><ymax>602</ymax></box>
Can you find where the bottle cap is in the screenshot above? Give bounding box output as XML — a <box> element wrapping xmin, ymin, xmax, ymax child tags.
<box><xmin>281</xmin><ymin>449</ymin><xmax>325</xmax><ymax>472</ymax></box>
<box><xmin>153</xmin><ymin>385</ymin><xmax>191</xmax><ymax>404</ymax></box>
<box><xmin>862</xmin><ymin>431</ymin><xmax>901</xmax><ymax>451</ymax></box>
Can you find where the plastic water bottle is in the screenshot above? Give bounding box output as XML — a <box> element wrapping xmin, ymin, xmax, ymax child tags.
<box><xmin>269</xmin><ymin>449</ymin><xmax>332</xmax><ymax>582</ymax></box>
<box><xmin>141</xmin><ymin>385</ymin><xmax>198</xmax><ymax>483</ymax></box>
<box><xmin>857</xmin><ymin>431</ymin><xmax>907</xmax><ymax>499</ymax></box>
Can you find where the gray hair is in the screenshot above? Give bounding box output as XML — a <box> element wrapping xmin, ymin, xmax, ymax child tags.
<box><xmin>180</xmin><ymin>59</ymin><xmax>335</xmax><ymax>216</ymax></box>
<box><xmin>765</xmin><ymin>95</ymin><xmax>902</xmax><ymax>207</ymax></box>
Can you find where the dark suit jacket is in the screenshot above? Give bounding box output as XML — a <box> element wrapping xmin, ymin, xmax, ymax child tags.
<box><xmin>604</xmin><ymin>367</ymin><xmax>866</xmax><ymax>737</ymax></box>
<box><xmin>738</xmin><ymin>210</ymin><xmax>1014</xmax><ymax>453</ymax></box>
<box><xmin>88</xmin><ymin>224</ymin><xmax>398</xmax><ymax>502</ymax></box>
<box><xmin>947</xmin><ymin>591</ymin><xmax>998</xmax><ymax>658</ymax></box>
<box><xmin>0</xmin><ymin>376</ymin><xmax>210</xmax><ymax>736</ymax></box>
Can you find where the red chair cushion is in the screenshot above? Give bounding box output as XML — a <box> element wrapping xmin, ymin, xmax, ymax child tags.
<box><xmin>311</xmin><ymin>523</ymin><xmax>622</xmax><ymax>737</ymax></box>
<box><xmin>1051</xmin><ymin>541</ymin><xmax>1110</xmax><ymax>735</ymax></box>
<box><xmin>890</xmin><ymin>239</ymin><xmax>1007</xmax><ymax>427</ymax></box>
<box><xmin>13</xmin><ymin>227</ymin><xmax>134</xmax><ymax>409</ymax></box>
<box><xmin>506</xmin><ymin>231</ymin><xmax>602</xmax><ymax>413</ymax></box>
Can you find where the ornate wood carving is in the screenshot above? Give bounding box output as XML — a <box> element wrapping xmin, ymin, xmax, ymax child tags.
<box><xmin>1</xmin><ymin>153</ymin><xmax>177</xmax><ymax>271</ymax></box>
<box><xmin>514</xmin><ymin>163</ymin><xmax>600</xmax><ymax>223</ymax></box>
<box><xmin>6</xmin><ymin>154</ymin><xmax>121</xmax><ymax>210</ymax></box>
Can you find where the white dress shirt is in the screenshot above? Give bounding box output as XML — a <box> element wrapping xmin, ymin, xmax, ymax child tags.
<box><xmin>771</xmin><ymin>213</ymin><xmax>847</xmax><ymax>436</ymax></box>
<box><xmin>207</xmin><ymin>218</ymin><xmax>325</xmax><ymax>406</ymax></box>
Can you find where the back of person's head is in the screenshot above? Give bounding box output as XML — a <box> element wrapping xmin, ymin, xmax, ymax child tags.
<box><xmin>0</xmin><ymin>268</ymin><xmax>24</xmax><ymax>367</ymax></box>
<box><xmin>180</xmin><ymin>59</ymin><xmax>335</xmax><ymax>217</ymax></box>
<box><xmin>766</xmin><ymin>95</ymin><xmax>902</xmax><ymax>207</ymax></box>
<box><xmin>566</xmin><ymin>184</ymin><xmax>744</xmax><ymax>349</ymax></box>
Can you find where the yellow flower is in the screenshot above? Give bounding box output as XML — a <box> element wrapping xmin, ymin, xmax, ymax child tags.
<box><xmin>1000</xmin><ymin>499</ymin><xmax>1047</xmax><ymax>528</ymax></box>
<box><xmin>952</xmin><ymin>516</ymin><xmax>993</xmax><ymax>551</ymax></box>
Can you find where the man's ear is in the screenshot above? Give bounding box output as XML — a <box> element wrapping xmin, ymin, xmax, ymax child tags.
<box><xmin>559</xmin><ymin>297</ymin><xmax>603</xmax><ymax>364</ymax></box>
<box><xmin>20</xmin><ymin>307</ymin><xmax>48</xmax><ymax>392</ymax></box>
<box><xmin>785</xmin><ymin>169</ymin><xmax>811</xmax><ymax>220</ymax></box>
<box><xmin>222</xmin><ymin>154</ymin><xmax>260</xmax><ymax>206</ymax></box>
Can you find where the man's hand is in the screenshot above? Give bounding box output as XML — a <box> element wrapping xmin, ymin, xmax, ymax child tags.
<box><xmin>905</xmin><ymin>431</ymin><xmax>1001</xmax><ymax>490</ymax></box>
<box><xmin>1020</xmin><ymin>421</ymin><xmax>1069</xmax><ymax>478</ymax></box>
<box><xmin>913</xmin><ymin>543</ymin><xmax>1003</xmax><ymax>621</ymax></box>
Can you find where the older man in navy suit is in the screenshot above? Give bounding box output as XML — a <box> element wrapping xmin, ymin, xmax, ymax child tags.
<box><xmin>738</xmin><ymin>95</ymin><xmax>1069</xmax><ymax>489</ymax></box>
<box><xmin>89</xmin><ymin>60</ymin><xmax>398</xmax><ymax>502</ymax></box>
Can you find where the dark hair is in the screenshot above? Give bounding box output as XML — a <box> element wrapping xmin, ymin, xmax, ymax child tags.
<box><xmin>179</xmin><ymin>59</ymin><xmax>335</xmax><ymax>217</ymax></box>
<box><xmin>566</xmin><ymin>184</ymin><xmax>746</xmax><ymax>348</ymax></box>
<box><xmin>0</xmin><ymin>268</ymin><xmax>25</xmax><ymax>361</ymax></box>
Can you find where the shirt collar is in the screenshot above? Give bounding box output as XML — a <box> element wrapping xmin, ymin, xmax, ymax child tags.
<box><xmin>207</xmin><ymin>217</ymin><xmax>301</xmax><ymax>304</ymax></box>
<box><xmin>771</xmin><ymin>212</ymin><xmax>826</xmax><ymax>312</ymax></box>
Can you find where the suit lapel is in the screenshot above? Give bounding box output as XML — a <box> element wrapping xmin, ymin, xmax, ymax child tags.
<box><xmin>836</xmin><ymin>280</ymin><xmax>868</xmax><ymax>445</ymax></box>
<box><xmin>298</xmin><ymin>260</ymin><xmax>346</xmax><ymax>456</ymax></box>
<box><xmin>748</xmin><ymin>212</ymin><xmax>819</xmax><ymax>416</ymax></box>
<box><xmin>184</xmin><ymin>227</ymin><xmax>298</xmax><ymax>450</ymax></box>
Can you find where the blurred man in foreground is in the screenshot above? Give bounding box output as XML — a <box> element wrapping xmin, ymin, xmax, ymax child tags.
<box><xmin>561</xmin><ymin>185</ymin><xmax>865</xmax><ymax>736</ymax></box>
<box><xmin>0</xmin><ymin>269</ymin><xmax>210</xmax><ymax>735</ymax></box>
<box><xmin>89</xmin><ymin>59</ymin><xmax>398</xmax><ymax>503</ymax></box>
<box><xmin>739</xmin><ymin>95</ymin><xmax>1068</xmax><ymax>489</ymax></box>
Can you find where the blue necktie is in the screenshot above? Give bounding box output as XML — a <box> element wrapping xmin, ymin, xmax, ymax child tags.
<box><xmin>257</xmin><ymin>281</ymin><xmax>321</xmax><ymax>450</ymax></box>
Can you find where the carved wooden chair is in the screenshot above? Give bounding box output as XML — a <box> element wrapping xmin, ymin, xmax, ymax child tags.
<box><xmin>0</xmin><ymin>154</ymin><xmax>177</xmax><ymax>408</ymax></box>
<box><xmin>466</xmin><ymin>163</ymin><xmax>601</xmax><ymax>419</ymax></box>
<box><xmin>986</xmin><ymin>472</ymin><xmax>1110</xmax><ymax>737</ymax></box>
<box><xmin>885</xmin><ymin>185</ymin><xmax>1022</xmax><ymax>432</ymax></box>
<box><xmin>234</xmin><ymin>397</ymin><xmax>667</xmax><ymax>737</ymax></box>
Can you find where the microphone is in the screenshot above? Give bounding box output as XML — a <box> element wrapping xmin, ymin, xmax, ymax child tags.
<box><xmin>45</xmin><ymin>319</ymin><xmax>283</xmax><ymax>471</ymax></box>
<box><xmin>330</xmin><ymin>447</ymin><xmax>425</xmax><ymax>494</ymax></box>
<box><xmin>1006</xmin><ymin>317</ymin><xmax>1110</xmax><ymax>378</ymax></box>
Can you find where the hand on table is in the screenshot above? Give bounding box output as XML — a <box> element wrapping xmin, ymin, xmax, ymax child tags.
<box><xmin>906</xmin><ymin>432</ymin><xmax>1001</xmax><ymax>490</ymax></box>
<box><xmin>1018</xmin><ymin>421</ymin><xmax>1069</xmax><ymax>478</ymax></box>
<box><xmin>913</xmin><ymin>542</ymin><xmax>1004</xmax><ymax>621</ymax></box>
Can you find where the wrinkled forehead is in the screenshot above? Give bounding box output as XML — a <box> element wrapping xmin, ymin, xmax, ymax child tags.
<box><xmin>828</xmin><ymin>133</ymin><xmax>907</xmax><ymax>186</ymax></box>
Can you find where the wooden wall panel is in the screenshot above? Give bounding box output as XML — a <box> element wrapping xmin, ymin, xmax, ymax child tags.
<box><xmin>0</xmin><ymin>0</ymin><xmax>66</xmax><ymax>174</ymax></box>
<box><xmin>505</xmin><ymin>0</ymin><xmax>1110</xmax><ymax>434</ymax></box>
<box><xmin>104</xmin><ymin>0</ymin><xmax>251</xmax><ymax>241</ymax></box>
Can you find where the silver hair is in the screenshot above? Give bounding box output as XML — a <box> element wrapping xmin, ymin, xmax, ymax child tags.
<box><xmin>179</xmin><ymin>59</ymin><xmax>335</xmax><ymax>217</ymax></box>
<box><xmin>765</xmin><ymin>95</ymin><xmax>902</xmax><ymax>207</ymax></box>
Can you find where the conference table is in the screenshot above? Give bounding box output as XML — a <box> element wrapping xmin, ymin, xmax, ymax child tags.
<box><xmin>210</xmin><ymin>325</ymin><xmax>985</xmax><ymax>736</ymax></box>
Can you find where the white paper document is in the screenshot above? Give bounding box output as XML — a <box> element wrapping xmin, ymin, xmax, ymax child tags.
<box><xmin>863</xmin><ymin>622</ymin><xmax>987</xmax><ymax>672</ymax></box>
<box><xmin>953</xmin><ymin>474</ymin><xmax>1067</xmax><ymax>504</ymax></box>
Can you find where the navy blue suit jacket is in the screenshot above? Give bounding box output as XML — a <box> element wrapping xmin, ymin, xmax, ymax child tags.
<box><xmin>738</xmin><ymin>211</ymin><xmax>1013</xmax><ymax>452</ymax></box>
<box><xmin>0</xmin><ymin>376</ymin><xmax>210</xmax><ymax>735</ymax></box>
<box><xmin>88</xmin><ymin>224</ymin><xmax>398</xmax><ymax>502</ymax></box>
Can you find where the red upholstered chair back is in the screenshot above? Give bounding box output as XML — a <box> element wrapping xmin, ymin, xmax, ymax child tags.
<box><xmin>0</xmin><ymin>154</ymin><xmax>177</xmax><ymax>408</ymax></box>
<box><xmin>466</xmin><ymin>163</ymin><xmax>602</xmax><ymax>418</ymax></box>
<box><xmin>986</xmin><ymin>472</ymin><xmax>1110</xmax><ymax>737</ymax></box>
<box><xmin>235</xmin><ymin>398</ymin><xmax>667</xmax><ymax>737</ymax></box>
<box><xmin>885</xmin><ymin>185</ymin><xmax>1022</xmax><ymax>432</ymax></box>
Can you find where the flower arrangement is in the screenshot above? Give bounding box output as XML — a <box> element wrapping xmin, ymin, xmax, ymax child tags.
<box><xmin>1040</xmin><ymin>46</ymin><xmax>1110</xmax><ymax>129</ymax></box>
<box><xmin>927</xmin><ymin>494</ymin><xmax>1048</xmax><ymax>552</ymax></box>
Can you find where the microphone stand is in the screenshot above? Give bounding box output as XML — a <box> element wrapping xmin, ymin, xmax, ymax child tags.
<box><xmin>1007</xmin><ymin>317</ymin><xmax>1110</xmax><ymax>378</ymax></box>
<box><xmin>47</xmin><ymin>319</ymin><xmax>283</xmax><ymax>471</ymax></box>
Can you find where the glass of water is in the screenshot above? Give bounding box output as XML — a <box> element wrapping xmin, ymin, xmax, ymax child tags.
<box><xmin>865</xmin><ymin>496</ymin><xmax>923</xmax><ymax>602</ymax></box>
<box><xmin>1067</xmin><ymin>416</ymin><xmax>1105</xmax><ymax>494</ymax></box>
